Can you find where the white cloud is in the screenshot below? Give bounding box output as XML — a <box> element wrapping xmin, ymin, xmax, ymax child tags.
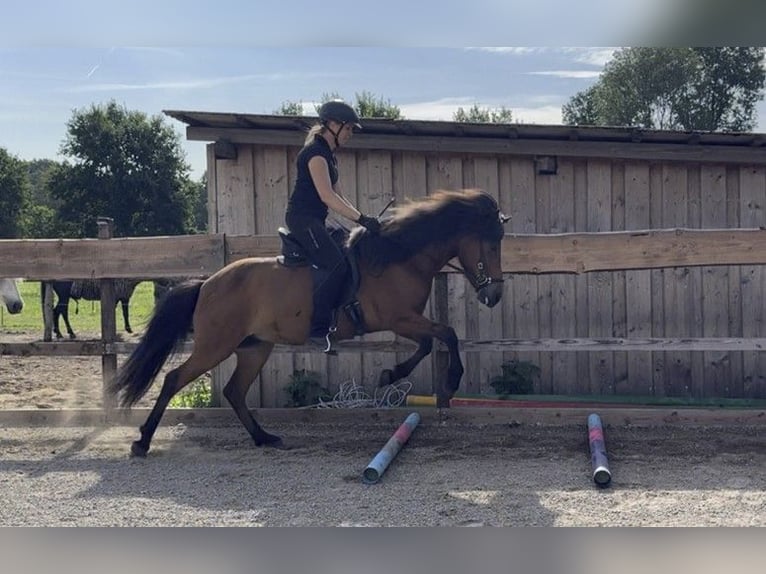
<box><xmin>61</xmin><ymin>74</ymin><xmax>287</xmax><ymax>93</ymax></box>
<box><xmin>528</xmin><ymin>70</ymin><xmax>602</xmax><ymax>79</ymax></box>
<box><xmin>511</xmin><ymin>105</ymin><xmax>562</xmax><ymax>125</ymax></box>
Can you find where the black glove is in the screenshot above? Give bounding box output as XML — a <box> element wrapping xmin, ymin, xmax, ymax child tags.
<box><xmin>357</xmin><ymin>214</ymin><xmax>381</xmax><ymax>234</ymax></box>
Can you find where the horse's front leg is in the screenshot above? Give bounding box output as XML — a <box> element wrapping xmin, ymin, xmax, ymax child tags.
<box><xmin>377</xmin><ymin>337</ymin><xmax>433</xmax><ymax>388</ymax></box>
<box><xmin>388</xmin><ymin>316</ymin><xmax>462</xmax><ymax>407</ymax></box>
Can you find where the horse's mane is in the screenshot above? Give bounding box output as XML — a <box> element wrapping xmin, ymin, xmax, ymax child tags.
<box><xmin>352</xmin><ymin>188</ymin><xmax>503</xmax><ymax>269</ymax></box>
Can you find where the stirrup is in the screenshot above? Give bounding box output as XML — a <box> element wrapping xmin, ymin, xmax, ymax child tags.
<box><xmin>322</xmin><ymin>324</ymin><xmax>338</xmax><ymax>356</ymax></box>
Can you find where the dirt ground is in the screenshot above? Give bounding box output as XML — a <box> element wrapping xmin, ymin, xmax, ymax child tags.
<box><xmin>2</xmin><ymin>328</ymin><xmax>766</xmax><ymax>526</ymax></box>
<box><xmin>0</xmin><ymin>329</ymin><xmax>164</xmax><ymax>409</ymax></box>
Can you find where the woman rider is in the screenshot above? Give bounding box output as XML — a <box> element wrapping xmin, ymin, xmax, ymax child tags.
<box><xmin>285</xmin><ymin>100</ymin><xmax>381</xmax><ymax>344</ymax></box>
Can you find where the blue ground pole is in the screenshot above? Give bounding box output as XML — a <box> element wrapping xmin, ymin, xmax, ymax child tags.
<box><xmin>363</xmin><ymin>412</ymin><xmax>421</xmax><ymax>484</ymax></box>
<box><xmin>588</xmin><ymin>413</ymin><xmax>612</xmax><ymax>487</ymax></box>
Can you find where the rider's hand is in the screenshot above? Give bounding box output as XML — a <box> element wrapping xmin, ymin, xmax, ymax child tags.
<box><xmin>357</xmin><ymin>214</ymin><xmax>381</xmax><ymax>234</ymax></box>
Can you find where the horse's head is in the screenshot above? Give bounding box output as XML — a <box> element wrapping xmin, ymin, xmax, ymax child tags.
<box><xmin>0</xmin><ymin>278</ymin><xmax>24</xmax><ymax>314</ymax></box>
<box><xmin>456</xmin><ymin>208</ymin><xmax>505</xmax><ymax>309</ymax></box>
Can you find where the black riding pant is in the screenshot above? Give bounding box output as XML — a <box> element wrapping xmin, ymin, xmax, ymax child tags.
<box><xmin>285</xmin><ymin>214</ymin><xmax>349</xmax><ymax>333</ymax></box>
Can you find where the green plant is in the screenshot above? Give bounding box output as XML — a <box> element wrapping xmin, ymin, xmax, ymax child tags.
<box><xmin>169</xmin><ymin>376</ymin><xmax>213</xmax><ymax>408</ymax></box>
<box><xmin>488</xmin><ymin>360</ymin><xmax>540</xmax><ymax>395</ymax></box>
<box><xmin>284</xmin><ymin>369</ymin><xmax>331</xmax><ymax>407</ymax></box>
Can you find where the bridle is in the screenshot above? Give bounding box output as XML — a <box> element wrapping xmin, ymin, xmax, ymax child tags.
<box><xmin>445</xmin><ymin>211</ymin><xmax>510</xmax><ymax>292</ymax></box>
<box><xmin>445</xmin><ymin>240</ymin><xmax>503</xmax><ymax>291</ymax></box>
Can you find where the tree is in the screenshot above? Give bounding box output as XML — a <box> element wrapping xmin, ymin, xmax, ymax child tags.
<box><xmin>50</xmin><ymin>100</ymin><xmax>196</xmax><ymax>238</ymax></box>
<box><xmin>0</xmin><ymin>147</ymin><xmax>30</xmax><ymax>238</ymax></box>
<box><xmin>563</xmin><ymin>47</ymin><xmax>765</xmax><ymax>132</ymax></box>
<box><xmin>274</xmin><ymin>101</ymin><xmax>304</xmax><ymax>115</ymax></box>
<box><xmin>453</xmin><ymin>104</ymin><xmax>513</xmax><ymax>123</ymax></box>
<box><xmin>354</xmin><ymin>91</ymin><xmax>402</xmax><ymax>119</ymax></box>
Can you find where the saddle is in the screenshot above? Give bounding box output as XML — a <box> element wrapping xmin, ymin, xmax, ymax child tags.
<box><xmin>277</xmin><ymin>226</ymin><xmax>367</xmax><ymax>339</ymax></box>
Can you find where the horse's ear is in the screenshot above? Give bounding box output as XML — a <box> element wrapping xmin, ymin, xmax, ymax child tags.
<box><xmin>500</xmin><ymin>212</ymin><xmax>511</xmax><ymax>224</ymax></box>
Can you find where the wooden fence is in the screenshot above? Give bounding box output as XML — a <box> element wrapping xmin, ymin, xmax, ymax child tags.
<box><xmin>3</xmin><ymin>226</ymin><xmax>766</xmax><ymax>403</ymax></box>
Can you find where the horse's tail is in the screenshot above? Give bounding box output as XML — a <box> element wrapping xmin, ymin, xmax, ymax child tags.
<box><xmin>109</xmin><ymin>280</ymin><xmax>203</xmax><ymax>408</ymax></box>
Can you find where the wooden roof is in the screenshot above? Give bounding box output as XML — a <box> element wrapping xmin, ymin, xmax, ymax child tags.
<box><xmin>164</xmin><ymin>110</ymin><xmax>766</xmax><ymax>164</ymax></box>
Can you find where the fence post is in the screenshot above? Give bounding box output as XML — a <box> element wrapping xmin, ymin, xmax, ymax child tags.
<box><xmin>42</xmin><ymin>283</ymin><xmax>54</xmax><ymax>342</ymax></box>
<box><xmin>97</xmin><ymin>217</ymin><xmax>117</xmax><ymax>412</ymax></box>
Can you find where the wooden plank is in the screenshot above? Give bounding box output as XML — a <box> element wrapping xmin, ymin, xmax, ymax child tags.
<box><xmin>210</xmin><ymin>145</ymin><xmax>256</xmax><ymax>408</ymax></box>
<box><xmin>391</xmin><ymin>151</ymin><xmax>433</xmax><ymax>395</ymax></box>
<box><xmin>507</xmin><ymin>158</ymin><xmax>541</xmax><ymax>392</ymax></box>
<box><xmin>661</xmin><ymin>164</ymin><xmax>692</xmax><ymax>397</ymax></box>
<box><xmin>8</xmin><ymin>227</ymin><xmax>766</xmax><ymax>281</ymax></box>
<box><xmin>355</xmin><ymin>150</ymin><xmax>394</xmax><ymax>395</ymax></box>
<box><xmin>586</xmin><ymin>160</ymin><xmax>614</xmax><ymax>394</ymax></box>
<box><xmin>573</xmin><ymin>160</ymin><xmax>590</xmax><ymax>395</ymax></box>
<box><xmin>471</xmin><ymin>156</ymin><xmax>504</xmax><ymax>393</ymax></box>
<box><xmin>428</xmin><ymin>154</ymin><xmax>468</xmax><ymax>393</ymax></box>
<box><xmin>6</xmin><ymin>337</ymin><xmax>766</xmax><ymax>358</ymax></box>
<box><xmin>253</xmin><ymin>145</ymin><xmax>294</xmax><ymax>408</ymax></box>
<box><xmin>611</xmin><ymin>162</ymin><xmax>628</xmax><ymax>395</ymax></box>
<box><xmin>727</xmin><ymin>166</ymin><xmax>743</xmax><ymax>397</ymax></box>
<box><xmin>624</xmin><ymin>163</ymin><xmax>653</xmax><ymax>395</ymax></box>
<box><xmin>701</xmin><ymin>164</ymin><xmax>730</xmax><ymax>398</ymax></box>
<box><xmin>535</xmin><ymin>165</ymin><xmax>553</xmax><ymax>393</ymax></box>
<box><xmin>739</xmin><ymin>165</ymin><xmax>766</xmax><ymax>398</ymax></box>
<box><xmin>186</xmin><ymin>126</ymin><xmax>766</xmax><ymax>165</ymax></box>
<box><xmin>650</xmin><ymin>164</ymin><xmax>666</xmax><ymax>396</ymax></box>
<box><xmin>327</xmin><ymin>149</ymin><xmax>361</xmax><ymax>396</ymax></box>
<box><xmin>0</xmin><ymin>235</ymin><xmax>225</xmax><ymax>279</ymax></box>
<box><xmin>687</xmin><ymin>165</ymin><xmax>705</xmax><ymax>398</ymax></box>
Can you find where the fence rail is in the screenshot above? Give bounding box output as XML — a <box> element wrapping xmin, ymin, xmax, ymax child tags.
<box><xmin>4</xmin><ymin>226</ymin><xmax>766</xmax><ymax>400</ymax></box>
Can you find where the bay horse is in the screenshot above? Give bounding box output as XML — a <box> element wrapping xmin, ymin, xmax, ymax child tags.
<box><xmin>0</xmin><ymin>278</ymin><xmax>24</xmax><ymax>314</ymax></box>
<box><xmin>110</xmin><ymin>189</ymin><xmax>507</xmax><ymax>457</ymax></box>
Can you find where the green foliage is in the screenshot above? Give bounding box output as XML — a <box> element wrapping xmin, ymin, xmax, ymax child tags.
<box><xmin>0</xmin><ymin>281</ymin><xmax>156</xmax><ymax>333</ymax></box>
<box><xmin>318</xmin><ymin>91</ymin><xmax>403</xmax><ymax>119</ymax></box>
<box><xmin>51</xmin><ymin>100</ymin><xmax>197</xmax><ymax>238</ymax></box>
<box><xmin>283</xmin><ymin>369</ymin><xmax>331</xmax><ymax>407</ymax></box>
<box><xmin>0</xmin><ymin>147</ymin><xmax>30</xmax><ymax>238</ymax></box>
<box><xmin>274</xmin><ymin>100</ymin><xmax>305</xmax><ymax>115</ymax></box>
<box><xmin>169</xmin><ymin>377</ymin><xmax>213</xmax><ymax>408</ymax></box>
<box><xmin>488</xmin><ymin>360</ymin><xmax>540</xmax><ymax>395</ymax></box>
<box><xmin>453</xmin><ymin>104</ymin><xmax>513</xmax><ymax>124</ymax></box>
<box><xmin>354</xmin><ymin>90</ymin><xmax>402</xmax><ymax>119</ymax></box>
<box><xmin>563</xmin><ymin>47</ymin><xmax>765</xmax><ymax>132</ymax></box>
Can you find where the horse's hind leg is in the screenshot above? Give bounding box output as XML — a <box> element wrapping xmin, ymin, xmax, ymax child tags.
<box><xmin>223</xmin><ymin>343</ymin><xmax>285</xmax><ymax>449</ymax></box>
<box><xmin>120</xmin><ymin>300</ymin><xmax>132</xmax><ymax>333</ymax></box>
<box><xmin>131</xmin><ymin>351</ymin><xmax>224</xmax><ymax>457</ymax></box>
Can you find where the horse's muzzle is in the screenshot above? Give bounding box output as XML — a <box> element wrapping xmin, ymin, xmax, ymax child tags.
<box><xmin>477</xmin><ymin>282</ymin><xmax>503</xmax><ymax>308</ymax></box>
<box><xmin>5</xmin><ymin>301</ymin><xmax>23</xmax><ymax>314</ymax></box>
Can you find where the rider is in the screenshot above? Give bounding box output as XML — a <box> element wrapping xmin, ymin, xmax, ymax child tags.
<box><xmin>285</xmin><ymin>100</ymin><xmax>381</xmax><ymax>343</ymax></box>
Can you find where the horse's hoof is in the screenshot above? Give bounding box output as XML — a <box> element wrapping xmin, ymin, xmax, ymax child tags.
<box><xmin>255</xmin><ymin>434</ymin><xmax>288</xmax><ymax>450</ymax></box>
<box><xmin>377</xmin><ymin>369</ymin><xmax>394</xmax><ymax>388</ymax></box>
<box><xmin>130</xmin><ymin>441</ymin><xmax>148</xmax><ymax>458</ymax></box>
<box><xmin>436</xmin><ymin>396</ymin><xmax>451</xmax><ymax>408</ymax></box>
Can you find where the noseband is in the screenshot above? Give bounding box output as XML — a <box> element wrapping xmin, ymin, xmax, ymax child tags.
<box><xmin>445</xmin><ymin>238</ymin><xmax>503</xmax><ymax>292</ymax></box>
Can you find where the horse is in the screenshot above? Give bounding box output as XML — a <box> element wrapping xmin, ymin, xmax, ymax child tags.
<box><xmin>0</xmin><ymin>278</ymin><xmax>24</xmax><ymax>314</ymax></box>
<box><xmin>109</xmin><ymin>188</ymin><xmax>508</xmax><ymax>457</ymax></box>
<box><xmin>41</xmin><ymin>279</ymin><xmax>140</xmax><ymax>339</ymax></box>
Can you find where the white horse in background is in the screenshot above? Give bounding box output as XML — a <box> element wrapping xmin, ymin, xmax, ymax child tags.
<box><xmin>0</xmin><ymin>278</ymin><xmax>24</xmax><ymax>314</ymax></box>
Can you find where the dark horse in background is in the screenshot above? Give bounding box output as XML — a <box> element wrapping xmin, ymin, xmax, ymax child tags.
<box><xmin>110</xmin><ymin>189</ymin><xmax>508</xmax><ymax>457</ymax></box>
<box><xmin>41</xmin><ymin>279</ymin><xmax>140</xmax><ymax>339</ymax></box>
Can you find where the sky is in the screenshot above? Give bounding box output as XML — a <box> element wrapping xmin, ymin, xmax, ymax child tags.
<box><xmin>1</xmin><ymin>1</ymin><xmax>764</xmax><ymax>181</ymax></box>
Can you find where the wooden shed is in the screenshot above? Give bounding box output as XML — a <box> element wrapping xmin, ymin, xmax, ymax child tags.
<box><xmin>164</xmin><ymin>110</ymin><xmax>766</xmax><ymax>404</ymax></box>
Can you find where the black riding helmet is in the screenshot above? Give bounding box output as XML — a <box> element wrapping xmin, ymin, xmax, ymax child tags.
<box><xmin>318</xmin><ymin>100</ymin><xmax>362</xmax><ymax>130</ymax></box>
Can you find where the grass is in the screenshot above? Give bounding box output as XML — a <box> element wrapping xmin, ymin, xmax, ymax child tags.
<box><xmin>0</xmin><ymin>280</ymin><xmax>156</xmax><ymax>335</ymax></box>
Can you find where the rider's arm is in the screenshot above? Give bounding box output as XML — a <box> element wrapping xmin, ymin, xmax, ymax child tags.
<box><xmin>308</xmin><ymin>155</ymin><xmax>362</xmax><ymax>222</ymax></box>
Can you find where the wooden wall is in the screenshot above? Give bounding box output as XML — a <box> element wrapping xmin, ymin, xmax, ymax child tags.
<box><xmin>209</xmin><ymin>142</ymin><xmax>766</xmax><ymax>405</ymax></box>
